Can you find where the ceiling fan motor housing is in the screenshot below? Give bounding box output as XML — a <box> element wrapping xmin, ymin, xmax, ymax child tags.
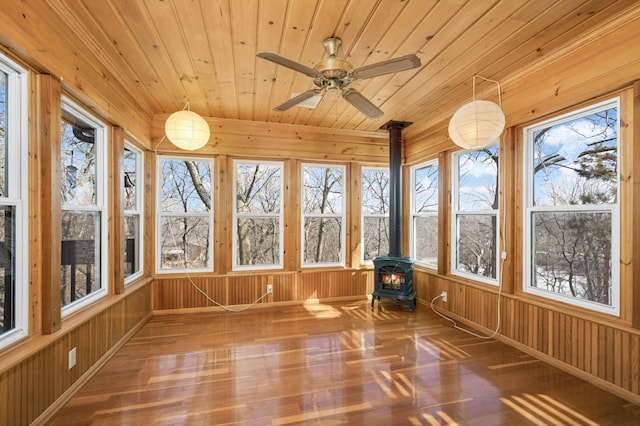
<box><xmin>313</xmin><ymin>57</ymin><xmax>352</xmax><ymax>79</ymax></box>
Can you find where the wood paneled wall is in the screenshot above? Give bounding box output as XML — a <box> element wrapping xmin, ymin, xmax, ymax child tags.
<box><xmin>414</xmin><ymin>270</ymin><xmax>640</xmax><ymax>403</ymax></box>
<box><xmin>1</xmin><ymin>2</ymin><xmax>639</xmax><ymax>423</ymax></box>
<box><xmin>150</xmin><ymin>114</ymin><xmax>389</xmax><ymax>163</ymax></box>
<box><xmin>0</xmin><ymin>283</ymin><xmax>152</xmax><ymax>425</ymax></box>
<box><xmin>153</xmin><ymin>270</ymin><xmax>373</xmax><ymax>312</ymax></box>
<box><xmin>406</xmin><ymin>15</ymin><xmax>640</xmax><ymax>405</ymax></box>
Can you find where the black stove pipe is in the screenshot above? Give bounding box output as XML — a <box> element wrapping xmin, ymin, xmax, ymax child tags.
<box><xmin>380</xmin><ymin>120</ymin><xmax>412</xmax><ymax>258</ymax></box>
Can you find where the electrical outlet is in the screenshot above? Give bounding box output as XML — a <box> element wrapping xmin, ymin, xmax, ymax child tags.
<box><xmin>441</xmin><ymin>291</ymin><xmax>448</xmax><ymax>302</ymax></box>
<box><xmin>267</xmin><ymin>284</ymin><xmax>273</xmax><ymax>294</ymax></box>
<box><xmin>68</xmin><ymin>347</ymin><xmax>76</xmax><ymax>369</ymax></box>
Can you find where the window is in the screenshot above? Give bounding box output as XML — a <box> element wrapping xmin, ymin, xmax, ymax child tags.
<box><xmin>60</xmin><ymin>98</ymin><xmax>108</xmax><ymax>313</ymax></box>
<box><xmin>233</xmin><ymin>160</ymin><xmax>283</xmax><ymax>270</ymax></box>
<box><xmin>361</xmin><ymin>167</ymin><xmax>389</xmax><ymax>262</ymax></box>
<box><xmin>452</xmin><ymin>146</ymin><xmax>499</xmax><ymax>283</ymax></box>
<box><xmin>157</xmin><ymin>157</ymin><xmax>213</xmax><ymax>272</ymax></box>
<box><xmin>123</xmin><ymin>143</ymin><xmax>143</xmax><ymax>282</ymax></box>
<box><xmin>302</xmin><ymin>164</ymin><xmax>345</xmax><ymax>267</ymax></box>
<box><xmin>524</xmin><ymin>99</ymin><xmax>619</xmax><ymax>314</ymax></box>
<box><xmin>411</xmin><ymin>161</ymin><xmax>439</xmax><ymax>268</ymax></box>
<box><xmin>0</xmin><ymin>54</ymin><xmax>27</xmax><ymax>348</ymax></box>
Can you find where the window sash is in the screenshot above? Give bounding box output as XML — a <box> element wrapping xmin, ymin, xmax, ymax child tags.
<box><xmin>451</xmin><ymin>147</ymin><xmax>499</xmax><ymax>284</ymax></box>
<box><xmin>410</xmin><ymin>161</ymin><xmax>439</xmax><ymax>269</ymax></box>
<box><xmin>412</xmin><ymin>212</ymin><xmax>438</xmax><ymax>269</ymax></box>
<box><xmin>361</xmin><ymin>167</ymin><xmax>389</xmax><ymax>263</ymax></box>
<box><xmin>60</xmin><ymin>97</ymin><xmax>108</xmax><ymax>316</ymax></box>
<box><xmin>123</xmin><ymin>143</ymin><xmax>143</xmax><ymax>282</ymax></box>
<box><xmin>159</xmin><ymin>215</ymin><xmax>212</xmax><ymax>271</ymax></box>
<box><xmin>301</xmin><ymin>163</ymin><xmax>345</xmax><ymax>267</ymax></box>
<box><xmin>0</xmin><ymin>54</ymin><xmax>27</xmax><ymax>349</ymax></box>
<box><xmin>523</xmin><ymin>98</ymin><xmax>620</xmax><ymax>315</ymax></box>
<box><xmin>454</xmin><ymin>212</ymin><xmax>499</xmax><ymax>283</ymax></box>
<box><xmin>156</xmin><ymin>156</ymin><xmax>213</xmax><ymax>273</ymax></box>
<box><xmin>233</xmin><ymin>160</ymin><xmax>284</xmax><ymax>271</ymax></box>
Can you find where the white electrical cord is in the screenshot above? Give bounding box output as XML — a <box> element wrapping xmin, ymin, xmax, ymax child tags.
<box><xmin>186</xmin><ymin>275</ymin><xmax>271</xmax><ymax>313</ymax></box>
<box><xmin>153</xmin><ymin>135</ymin><xmax>270</xmax><ymax>313</ymax></box>
<box><xmin>431</xmin><ymin>132</ymin><xmax>507</xmax><ymax>339</ymax></box>
<box><xmin>430</xmin><ymin>258</ymin><xmax>504</xmax><ymax>340</ymax></box>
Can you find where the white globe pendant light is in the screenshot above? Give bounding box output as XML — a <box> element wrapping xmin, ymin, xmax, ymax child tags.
<box><xmin>164</xmin><ymin>108</ymin><xmax>210</xmax><ymax>151</ymax></box>
<box><xmin>448</xmin><ymin>75</ymin><xmax>505</xmax><ymax>150</ymax></box>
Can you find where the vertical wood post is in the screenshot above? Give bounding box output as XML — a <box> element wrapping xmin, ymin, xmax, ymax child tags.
<box><xmin>37</xmin><ymin>74</ymin><xmax>62</xmax><ymax>334</ymax></box>
<box><xmin>111</xmin><ymin>127</ymin><xmax>125</xmax><ymax>294</ymax></box>
<box><xmin>632</xmin><ymin>82</ymin><xmax>640</xmax><ymax>329</ymax></box>
<box><xmin>438</xmin><ymin>151</ymin><xmax>450</xmax><ymax>275</ymax></box>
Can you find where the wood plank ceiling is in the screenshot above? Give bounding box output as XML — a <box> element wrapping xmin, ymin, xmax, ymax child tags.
<box><xmin>40</xmin><ymin>0</ymin><xmax>634</xmax><ymax>140</ymax></box>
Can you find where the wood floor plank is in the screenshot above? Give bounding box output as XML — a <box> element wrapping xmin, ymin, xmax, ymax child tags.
<box><xmin>47</xmin><ymin>300</ymin><xmax>640</xmax><ymax>425</ymax></box>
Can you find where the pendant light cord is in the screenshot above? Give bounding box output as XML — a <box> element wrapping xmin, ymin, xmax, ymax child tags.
<box><xmin>430</xmin><ymin>130</ymin><xmax>506</xmax><ymax>339</ymax></box>
<box><xmin>472</xmin><ymin>74</ymin><xmax>502</xmax><ymax>107</ymax></box>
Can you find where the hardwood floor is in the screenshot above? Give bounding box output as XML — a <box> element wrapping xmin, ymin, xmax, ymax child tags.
<box><xmin>48</xmin><ymin>299</ymin><xmax>640</xmax><ymax>425</ymax></box>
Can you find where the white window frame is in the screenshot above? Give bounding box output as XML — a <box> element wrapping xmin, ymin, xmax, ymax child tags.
<box><xmin>523</xmin><ymin>98</ymin><xmax>620</xmax><ymax>315</ymax></box>
<box><xmin>361</xmin><ymin>166</ymin><xmax>389</xmax><ymax>264</ymax></box>
<box><xmin>410</xmin><ymin>160</ymin><xmax>439</xmax><ymax>269</ymax></box>
<box><xmin>301</xmin><ymin>163</ymin><xmax>346</xmax><ymax>268</ymax></box>
<box><xmin>0</xmin><ymin>54</ymin><xmax>28</xmax><ymax>349</ymax></box>
<box><xmin>61</xmin><ymin>97</ymin><xmax>109</xmax><ymax>316</ymax></box>
<box><xmin>451</xmin><ymin>146</ymin><xmax>500</xmax><ymax>285</ymax></box>
<box><xmin>232</xmin><ymin>159</ymin><xmax>284</xmax><ymax>271</ymax></box>
<box><xmin>156</xmin><ymin>156</ymin><xmax>214</xmax><ymax>273</ymax></box>
<box><xmin>123</xmin><ymin>141</ymin><xmax>144</xmax><ymax>283</ymax></box>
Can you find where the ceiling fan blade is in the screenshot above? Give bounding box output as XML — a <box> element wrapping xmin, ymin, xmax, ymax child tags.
<box><xmin>342</xmin><ymin>89</ymin><xmax>383</xmax><ymax>119</ymax></box>
<box><xmin>256</xmin><ymin>51</ymin><xmax>320</xmax><ymax>78</ymax></box>
<box><xmin>351</xmin><ymin>54</ymin><xmax>421</xmax><ymax>80</ymax></box>
<box><xmin>273</xmin><ymin>89</ymin><xmax>322</xmax><ymax>111</ymax></box>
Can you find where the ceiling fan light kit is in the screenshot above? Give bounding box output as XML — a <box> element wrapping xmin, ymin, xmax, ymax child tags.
<box><xmin>448</xmin><ymin>75</ymin><xmax>505</xmax><ymax>150</ymax></box>
<box><xmin>256</xmin><ymin>37</ymin><xmax>421</xmax><ymax>119</ymax></box>
<box><xmin>164</xmin><ymin>108</ymin><xmax>210</xmax><ymax>151</ymax></box>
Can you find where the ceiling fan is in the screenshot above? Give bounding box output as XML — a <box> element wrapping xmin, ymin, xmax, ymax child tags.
<box><xmin>256</xmin><ymin>37</ymin><xmax>421</xmax><ymax>119</ymax></box>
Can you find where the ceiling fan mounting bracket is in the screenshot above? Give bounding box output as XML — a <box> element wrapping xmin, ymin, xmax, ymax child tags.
<box><xmin>323</xmin><ymin>37</ymin><xmax>342</xmax><ymax>57</ymax></box>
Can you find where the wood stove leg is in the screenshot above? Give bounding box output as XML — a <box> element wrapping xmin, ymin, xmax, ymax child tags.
<box><xmin>371</xmin><ymin>296</ymin><xmax>379</xmax><ymax>310</ymax></box>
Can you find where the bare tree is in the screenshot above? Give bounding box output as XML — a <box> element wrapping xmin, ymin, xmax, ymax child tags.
<box><xmin>362</xmin><ymin>168</ymin><xmax>389</xmax><ymax>260</ymax></box>
<box><xmin>530</xmin><ymin>106</ymin><xmax>617</xmax><ymax>305</ymax></box>
<box><xmin>303</xmin><ymin>165</ymin><xmax>343</xmax><ymax>264</ymax></box>
<box><xmin>236</xmin><ymin>163</ymin><xmax>281</xmax><ymax>266</ymax></box>
<box><xmin>159</xmin><ymin>159</ymin><xmax>211</xmax><ymax>269</ymax></box>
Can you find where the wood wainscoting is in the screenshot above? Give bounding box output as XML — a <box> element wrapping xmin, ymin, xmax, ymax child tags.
<box><xmin>152</xmin><ymin>269</ymin><xmax>374</xmax><ymax>312</ymax></box>
<box><xmin>0</xmin><ymin>281</ymin><xmax>153</xmax><ymax>426</ymax></box>
<box><xmin>413</xmin><ymin>269</ymin><xmax>640</xmax><ymax>405</ymax></box>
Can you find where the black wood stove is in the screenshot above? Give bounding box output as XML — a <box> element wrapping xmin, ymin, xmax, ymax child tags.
<box><xmin>371</xmin><ymin>121</ymin><xmax>416</xmax><ymax>312</ymax></box>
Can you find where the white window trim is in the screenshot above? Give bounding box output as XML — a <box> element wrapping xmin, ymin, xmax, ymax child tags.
<box><xmin>232</xmin><ymin>159</ymin><xmax>284</xmax><ymax>271</ymax></box>
<box><xmin>156</xmin><ymin>155</ymin><xmax>214</xmax><ymax>274</ymax></box>
<box><xmin>451</xmin><ymin>147</ymin><xmax>500</xmax><ymax>285</ymax></box>
<box><xmin>61</xmin><ymin>96</ymin><xmax>109</xmax><ymax>316</ymax></box>
<box><xmin>410</xmin><ymin>160</ymin><xmax>438</xmax><ymax>269</ymax></box>
<box><xmin>301</xmin><ymin>163</ymin><xmax>346</xmax><ymax>268</ymax></box>
<box><xmin>361</xmin><ymin>166</ymin><xmax>389</xmax><ymax>264</ymax></box>
<box><xmin>124</xmin><ymin>141</ymin><xmax>144</xmax><ymax>283</ymax></box>
<box><xmin>523</xmin><ymin>98</ymin><xmax>620</xmax><ymax>315</ymax></box>
<box><xmin>0</xmin><ymin>54</ymin><xmax>29</xmax><ymax>349</ymax></box>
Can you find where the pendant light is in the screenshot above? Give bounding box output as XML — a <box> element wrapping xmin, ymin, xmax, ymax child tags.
<box><xmin>448</xmin><ymin>75</ymin><xmax>505</xmax><ymax>150</ymax></box>
<box><xmin>164</xmin><ymin>103</ymin><xmax>210</xmax><ymax>151</ymax></box>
